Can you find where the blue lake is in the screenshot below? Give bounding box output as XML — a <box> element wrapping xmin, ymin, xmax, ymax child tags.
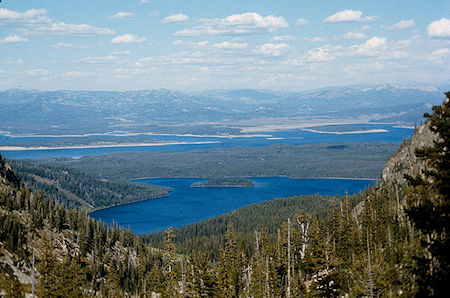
<box><xmin>0</xmin><ymin>124</ymin><xmax>413</xmax><ymax>159</ymax></box>
<box><xmin>90</xmin><ymin>177</ymin><xmax>373</xmax><ymax>234</ymax></box>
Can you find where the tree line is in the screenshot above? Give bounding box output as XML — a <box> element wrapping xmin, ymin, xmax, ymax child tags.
<box><xmin>1</xmin><ymin>93</ymin><xmax>448</xmax><ymax>296</ymax></box>
<box><xmin>10</xmin><ymin>160</ymin><xmax>170</xmax><ymax>210</ymax></box>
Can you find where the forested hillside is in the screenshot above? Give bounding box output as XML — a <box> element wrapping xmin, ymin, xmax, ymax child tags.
<box><xmin>38</xmin><ymin>142</ymin><xmax>397</xmax><ymax>180</ymax></box>
<box><xmin>0</xmin><ymin>154</ymin><xmax>150</xmax><ymax>296</ymax></box>
<box><xmin>142</xmin><ymin>193</ymin><xmax>363</xmax><ymax>259</ymax></box>
<box><xmin>9</xmin><ymin>160</ymin><xmax>170</xmax><ymax>211</ymax></box>
<box><xmin>1</xmin><ymin>94</ymin><xmax>448</xmax><ymax>297</ymax></box>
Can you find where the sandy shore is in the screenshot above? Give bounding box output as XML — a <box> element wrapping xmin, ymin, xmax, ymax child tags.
<box><xmin>0</xmin><ymin>130</ymin><xmax>271</xmax><ymax>139</ymax></box>
<box><xmin>0</xmin><ymin>141</ymin><xmax>220</xmax><ymax>151</ymax></box>
<box><xmin>239</xmin><ymin>120</ymin><xmax>371</xmax><ymax>133</ymax></box>
<box><xmin>301</xmin><ymin>128</ymin><xmax>388</xmax><ymax>135</ymax></box>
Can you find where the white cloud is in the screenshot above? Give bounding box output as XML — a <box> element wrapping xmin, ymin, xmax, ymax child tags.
<box><xmin>161</xmin><ymin>13</ymin><xmax>190</xmax><ymax>23</ymax></box>
<box><xmin>53</xmin><ymin>42</ymin><xmax>73</xmax><ymax>48</ymax></box>
<box><xmin>304</xmin><ymin>36</ymin><xmax>324</xmax><ymax>42</ymax></box>
<box><xmin>172</xmin><ymin>40</ymin><xmax>185</xmax><ymax>46</ymax></box>
<box><xmin>222</xmin><ymin>12</ymin><xmax>287</xmax><ymax>30</ymax></box>
<box><xmin>270</xmin><ymin>35</ymin><xmax>296</xmax><ymax>42</ymax></box>
<box><xmin>342</xmin><ymin>32</ymin><xmax>367</xmax><ymax>39</ymax></box>
<box><xmin>17</xmin><ymin>59</ymin><xmax>25</xmax><ymax>64</ymax></box>
<box><xmin>109</xmin><ymin>12</ymin><xmax>136</xmax><ymax>20</ymax></box>
<box><xmin>430</xmin><ymin>48</ymin><xmax>450</xmax><ymax>63</ymax></box>
<box><xmin>0</xmin><ymin>8</ymin><xmax>48</xmax><ymax>22</ymax></box>
<box><xmin>140</xmin><ymin>0</ymin><xmax>150</xmax><ymax>3</ymax></box>
<box><xmin>352</xmin><ymin>36</ymin><xmax>387</xmax><ymax>56</ymax></box>
<box><xmin>431</xmin><ymin>48</ymin><xmax>450</xmax><ymax>56</ymax></box>
<box><xmin>394</xmin><ymin>39</ymin><xmax>412</xmax><ymax>47</ymax></box>
<box><xmin>111</xmin><ymin>34</ymin><xmax>146</xmax><ymax>44</ymax></box>
<box><xmin>32</xmin><ymin>23</ymin><xmax>114</xmax><ymax>37</ymax></box>
<box><xmin>212</xmin><ymin>41</ymin><xmax>248</xmax><ymax>49</ymax></box>
<box><xmin>0</xmin><ymin>35</ymin><xmax>27</xmax><ymax>43</ymax></box>
<box><xmin>61</xmin><ymin>71</ymin><xmax>89</xmax><ymax>78</ymax></box>
<box><xmin>111</xmin><ymin>50</ymin><xmax>131</xmax><ymax>55</ymax></box>
<box><xmin>427</xmin><ymin>18</ymin><xmax>450</xmax><ymax>37</ymax></box>
<box><xmin>26</xmin><ymin>69</ymin><xmax>50</xmax><ymax>76</ymax></box>
<box><xmin>52</xmin><ymin>42</ymin><xmax>89</xmax><ymax>49</ymax></box>
<box><xmin>174</xmin><ymin>12</ymin><xmax>288</xmax><ymax>36</ymax></box>
<box><xmin>80</xmin><ymin>55</ymin><xmax>120</xmax><ymax>64</ymax></box>
<box><xmin>324</xmin><ymin>9</ymin><xmax>379</xmax><ymax>23</ymax></box>
<box><xmin>0</xmin><ymin>8</ymin><xmax>114</xmax><ymax>37</ymax></box>
<box><xmin>197</xmin><ymin>41</ymin><xmax>210</xmax><ymax>47</ymax></box>
<box><xmin>386</xmin><ymin>19</ymin><xmax>414</xmax><ymax>30</ymax></box>
<box><xmin>4</xmin><ymin>59</ymin><xmax>25</xmax><ymax>64</ymax></box>
<box><xmin>172</xmin><ymin>40</ymin><xmax>210</xmax><ymax>48</ymax></box>
<box><xmin>307</xmin><ymin>47</ymin><xmax>336</xmax><ymax>62</ymax></box>
<box><xmin>254</xmin><ymin>43</ymin><xmax>289</xmax><ymax>56</ymax></box>
<box><xmin>295</xmin><ymin>18</ymin><xmax>308</xmax><ymax>25</ymax></box>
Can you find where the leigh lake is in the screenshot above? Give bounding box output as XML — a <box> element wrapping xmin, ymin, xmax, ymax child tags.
<box><xmin>90</xmin><ymin>177</ymin><xmax>373</xmax><ymax>234</ymax></box>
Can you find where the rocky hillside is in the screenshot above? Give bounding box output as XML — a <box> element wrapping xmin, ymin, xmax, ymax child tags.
<box><xmin>382</xmin><ymin>121</ymin><xmax>437</xmax><ymax>185</ymax></box>
<box><xmin>0</xmin><ymin>153</ymin><xmax>146</xmax><ymax>296</ymax></box>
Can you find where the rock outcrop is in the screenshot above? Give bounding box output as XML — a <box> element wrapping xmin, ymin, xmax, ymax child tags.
<box><xmin>382</xmin><ymin>122</ymin><xmax>437</xmax><ymax>185</ymax></box>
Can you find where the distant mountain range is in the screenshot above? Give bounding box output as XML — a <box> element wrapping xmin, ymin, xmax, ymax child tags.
<box><xmin>0</xmin><ymin>84</ymin><xmax>444</xmax><ymax>135</ymax></box>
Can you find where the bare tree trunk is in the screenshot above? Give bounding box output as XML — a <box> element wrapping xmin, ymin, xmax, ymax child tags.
<box><xmin>395</xmin><ymin>184</ymin><xmax>401</xmax><ymax>215</ymax></box>
<box><xmin>31</xmin><ymin>249</ymin><xmax>35</xmax><ymax>298</ymax></box>
<box><xmin>287</xmin><ymin>218</ymin><xmax>291</xmax><ymax>298</ymax></box>
<box><xmin>265</xmin><ymin>257</ymin><xmax>269</xmax><ymax>298</ymax></box>
<box><xmin>255</xmin><ymin>230</ymin><xmax>260</xmax><ymax>255</ymax></box>
<box><xmin>367</xmin><ymin>228</ymin><xmax>374</xmax><ymax>298</ymax></box>
<box><xmin>296</xmin><ymin>217</ymin><xmax>309</xmax><ymax>259</ymax></box>
<box><xmin>181</xmin><ymin>257</ymin><xmax>186</xmax><ymax>296</ymax></box>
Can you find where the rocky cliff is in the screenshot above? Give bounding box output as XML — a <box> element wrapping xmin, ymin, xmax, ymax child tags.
<box><xmin>382</xmin><ymin>122</ymin><xmax>437</xmax><ymax>185</ymax></box>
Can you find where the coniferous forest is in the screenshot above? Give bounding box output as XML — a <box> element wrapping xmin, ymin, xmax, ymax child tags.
<box><xmin>0</xmin><ymin>93</ymin><xmax>449</xmax><ymax>296</ymax></box>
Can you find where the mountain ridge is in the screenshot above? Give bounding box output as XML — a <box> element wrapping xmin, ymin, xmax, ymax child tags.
<box><xmin>0</xmin><ymin>84</ymin><xmax>443</xmax><ymax>135</ymax></box>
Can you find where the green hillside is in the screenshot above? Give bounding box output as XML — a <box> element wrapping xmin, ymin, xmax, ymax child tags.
<box><xmin>1</xmin><ymin>94</ymin><xmax>448</xmax><ymax>297</ymax></box>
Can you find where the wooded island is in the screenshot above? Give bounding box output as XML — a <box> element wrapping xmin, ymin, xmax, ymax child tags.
<box><xmin>191</xmin><ymin>178</ymin><xmax>255</xmax><ymax>188</ymax></box>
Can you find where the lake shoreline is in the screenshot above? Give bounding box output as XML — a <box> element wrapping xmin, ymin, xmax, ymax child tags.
<box><xmin>0</xmin><ymin>140</ymin><xmax>221</xmax><ymax>151</ymax></box>
<box><xmin>91</xmin><ymin>177</ymin><xmax>375</xmax><ymax>234</ymax></box>
<box><xmin>89</xmin><ymin>193</ymin><xmax>170</xmax><ymax>214</ymax></box>
<box><xmin>130</xmin><ymin>175</ymin><xmax>377</xmax><ymax>181</ymax></box>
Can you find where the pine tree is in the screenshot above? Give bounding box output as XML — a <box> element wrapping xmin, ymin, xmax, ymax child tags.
<box><xmin>60</xmin><ymin>256</ymin><xmax>85</xmax><ymax>297</ymax></box>
<box><xmin>218</xmin><ymin>221</ymin><xmax>241</xmax><ymax>297</ymax></box>
<box><xmin>106</xmin><ymin>260</ymin><xmax>122</xmax><ymax>297</ymax></box>
<box><xmin>37</xmin><ymin>236</ymin><xmax>63</xmax><ymax>297</ymax></box>
<box><xmin>405</xmin><ymin>93</ymin><xmax>450</xmax><ymax>296</ymax></box>
<box><xmin>147</xmin><ymin>258</ymin><xmax>164</xmax><ymax>295</ymax></box>
<box><xmin>163</xmin><ymin>227</ymin><xmax>181</xmax><ymax>297</ymax></box>
<box><xmin>0</xmin><ymin>272</ymin><xmax>25</xmax><ymax>297</ymax></box>
<box><xmin>191</xmin><ymin>251</ymin><xmax>217</xmax><ymax>297</ymax></box>
<box><xmin>137</xmin><ymin>245</ymin><xmax>149</xmax><ymax>297</ymax></box>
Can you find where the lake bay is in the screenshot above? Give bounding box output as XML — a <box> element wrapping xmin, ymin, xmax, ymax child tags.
<box><xmin>90</xmin><ymin>177</ymin><xmax>373</xmax><ymax>234</ymax></box>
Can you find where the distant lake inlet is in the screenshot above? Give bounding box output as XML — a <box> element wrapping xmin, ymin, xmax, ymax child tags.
<box><xmin>0</xmin><ymin>124</ymin><xmax>413</xmax><ymax>159</ymax></box>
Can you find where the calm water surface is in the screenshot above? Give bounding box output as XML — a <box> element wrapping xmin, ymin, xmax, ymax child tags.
<box><xmin>90</xmin><ymin>177</ymin><xmax>373</xmax><ymax>234</ymax></box>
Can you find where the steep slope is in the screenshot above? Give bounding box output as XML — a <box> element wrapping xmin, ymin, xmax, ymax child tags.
<box><xmin>382</xmin><ymin>121</ymin><xmax>437</xmax><ymax>185</ymax></box>
<box><xmin>9</xmin><ymin>159</ymin><xmax>170</xmax><ymax>211</ymax></box>
<box><xmin>0</xmin><ymin>153</ymin><xmax>150</xmax><ymax>296</ymax></box>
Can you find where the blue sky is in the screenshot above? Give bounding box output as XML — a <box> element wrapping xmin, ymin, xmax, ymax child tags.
<box><xmin>1</xmin><ymin>0</ymin><xmax>449</xmax><ymax>91</ymax></box>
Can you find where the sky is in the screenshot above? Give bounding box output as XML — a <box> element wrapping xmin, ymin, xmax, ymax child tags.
<box><xmin>0</xmin><ymin>0</ymin><xmax>449</xmax><ymax>91</ymax></box>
